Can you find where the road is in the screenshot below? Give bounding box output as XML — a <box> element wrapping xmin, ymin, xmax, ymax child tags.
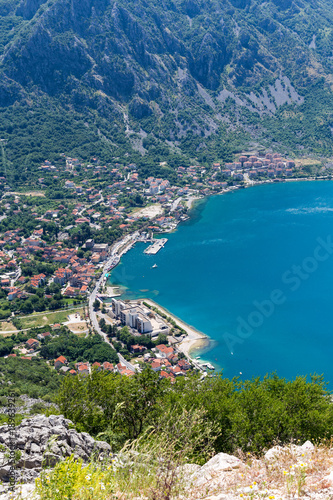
<box><xmin>170</xmin><ymin>197</ymin><xmax>182</xmax><ymax>212</ymax></box>
<box><xmin>243</xmin><ymin>172</ymin><xmax>255</xmax><ymax>185</ymax></box>
<box><xmin>78</xmin><ymin>191</ymin><xmax>104</xmax><ymax>216</ymax></box>
<box><xmin>88</xmin><ymin>234</ymin><xmax>139</xmax><ymax>372</ymax></box>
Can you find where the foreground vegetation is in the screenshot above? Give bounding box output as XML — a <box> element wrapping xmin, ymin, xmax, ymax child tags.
<box><xmin>33</xmin><ymin>406</ymin><xmax>333</xmax><ymax>500</ymax></box>
<box><xmin>57</xmin><ymin>369</ymin><xmax>333</xmax><ymax>455</ymax></box>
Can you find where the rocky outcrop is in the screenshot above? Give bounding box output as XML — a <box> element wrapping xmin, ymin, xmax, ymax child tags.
<box><xmin>129</xmin><ymin>97</ymin><xmax>153</xmax><ymax>119</ymax></box>
<box><xmin>3</xmin><ymin>440</ymin><xmax>333</xmax><ymax>500</ymax></box>
<box><xmin>0</xmin><ymin>414</ymin><xmax>111</xmax><ymax>485</ymax></box>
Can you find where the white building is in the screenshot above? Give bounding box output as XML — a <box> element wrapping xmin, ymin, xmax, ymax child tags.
<box><xmin>112</xmin><ymin>299</ymin><xmax>153</xmax><ymax>334</ymax></box>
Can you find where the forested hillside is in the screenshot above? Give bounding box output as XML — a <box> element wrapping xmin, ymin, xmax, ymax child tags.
<box><xmin>1</xmin><ymin>0</ymin><xmax>333</xmax><ymax>180</ymax></box>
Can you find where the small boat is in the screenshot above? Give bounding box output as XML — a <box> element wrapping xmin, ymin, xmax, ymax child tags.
<box><xmin>195</xmin><ymin>356</ymin><xmax>201</xmax><ymax>360</ymax></box>
<box><xmin>152</xmin><ymin>264</ymin><xmax>158</xmax><ymax>268</ymax></box>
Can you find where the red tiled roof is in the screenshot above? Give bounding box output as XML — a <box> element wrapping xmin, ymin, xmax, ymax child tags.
<box><xmin>55</xmin><ymin>355</ymin><xmax>67</xmax><ymax>364</ymax></box>
<box><xmin>26</xmin><ymin>338</ymin><xmax>38</xmax><ymax>346</ymax></box>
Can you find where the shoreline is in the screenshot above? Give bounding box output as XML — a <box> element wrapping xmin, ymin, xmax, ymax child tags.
<box><xmin>106</xmin><ymin>176</ymin><xmax>332</xmax><ymax>366</ymax></box>
<box><xmin>142</xmin><ymin>298</ymin><xmax>211</xmax><ymax>359</ymax></box>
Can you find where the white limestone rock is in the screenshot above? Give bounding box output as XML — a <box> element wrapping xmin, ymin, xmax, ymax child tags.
<box><xmin>192</xmin><ymin>452</ymin><xmax>241</xmax><ymax>486</ymax></box>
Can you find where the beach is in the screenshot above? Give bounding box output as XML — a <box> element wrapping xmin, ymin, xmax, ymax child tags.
<box><xmin>143</xmin><ymin>298</ymin><xmax>210</xmax><ymax>358</ymax></box>
<box><xmin>186</xmin><ymin>195</ymin><xmax>202</xmax><ymax>210</ymax></box>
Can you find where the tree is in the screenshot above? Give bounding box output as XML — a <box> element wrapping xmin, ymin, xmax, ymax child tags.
<box><xmin>99</xmin><ymin>318</ymin><xmax>106</xmax><ymax>331</ymax></box>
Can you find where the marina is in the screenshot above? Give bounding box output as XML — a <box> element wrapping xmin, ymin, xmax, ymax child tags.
<box><xmin>144</xmin><ymin>238</ymin><xmax>168</xmax><ymax>255</ymax></box>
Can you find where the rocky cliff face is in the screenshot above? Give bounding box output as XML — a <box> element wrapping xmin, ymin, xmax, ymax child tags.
<box><xmin>1</xmin><ymin>0</ymin><xmax>333</xmax><ymax>167</ymax></box>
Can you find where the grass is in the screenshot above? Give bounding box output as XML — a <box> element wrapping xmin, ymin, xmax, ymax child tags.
<box><xmin>11</xmin><ymin>437</ymin><xmax>333</xmax><ymax>499</ymax></box>
<box><xmin>19</xmin><ymin>308</ymin><xmax>84</xmax><ymax>329</ymax></box>
<box><xmin>0</xmin><ymin>321</ymin><xmax>17</xmax><ymax>333</ymax></box>
<box><xmin>205</xmin><ymin>442</ymin><xmax>333</xmax><ymax>500</ymax></box>
<box><xmin>13</xmin><ymin>407</ymin><xmax>216</xmax><ymax>500</ymax></box>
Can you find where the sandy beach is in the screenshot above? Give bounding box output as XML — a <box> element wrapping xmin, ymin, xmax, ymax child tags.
<box><xmin>143</xmin><ymin>298</ymin><xmax>210</xmax><ymax>358</ymax></box>
<box><xmin>186</xmin><ymin>195</ymin><xmax>202</xmax><ymax>210</ymax></box>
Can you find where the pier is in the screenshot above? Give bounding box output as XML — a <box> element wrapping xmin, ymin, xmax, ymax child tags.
<box><xmin>144</xmin><ymin>238</ymin><xmax>168</xmax><ymax>255</ymax></box>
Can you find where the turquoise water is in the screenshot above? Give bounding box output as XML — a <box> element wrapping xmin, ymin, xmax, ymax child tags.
<box><xmin>110</xmin><ymin>181</ymin><xmax>333</xmax><ymax>384</ymax></box>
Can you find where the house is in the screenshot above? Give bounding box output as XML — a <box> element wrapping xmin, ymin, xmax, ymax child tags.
<box><xmin>63</xmin><ymin>286</ymin><xmax>80</xmax><ymax>297</ymax></box>
<box><xmin>116</xmin><ymin>362</ymin><xmax>127</xmax><ymax>374</ymax></box>
<box><xmin>69</xmin><ymin>369</ymin><xmax>77</xmax><ymax>376</ymax></box>
<box><xmin>160</xmin><ymin>370</ymin><xmax>175</xmax><ymax>382</ymax></box>
<box><xmin>30</xmin><ymin>273</ymin><xmax>46</xmax><ymax>288</ymax></box>
<box><xmin>151</xmin><ymin>359</ymin><xmax>164</xmax><ymax>372</ymax></box>
<box><xmin>156</xmin><ymin>344</ymin><xmax>174</xmax><ymax>359</ymax></box>
<box><xmin>54</xmin><ymin>268</ymin><xmax>72</xmax><ymax>286</ymax></box>
<box><xmin>178</xmin><ymin>359</ymin><xmax>191</xmax><ymax>370</ymax></box>
<box><xmin>7</xmin><ymin>288</ymin><xmax>18</xmax><ymax>301</ymax></box>
<box><xmin>78</xmin><ymin>363</ymin><xmax>89</xmax><ymax>375</ymax></box>
<box><xmin>130</xmin><ymin>345</ymin><xmax>146</xmax><ymax>354</ymax></box>
<box><xmin>59</xmin><ymin>366</ymin><xmax>70</xmax><ymax>374</ymax></box>
<box><xmin>26</xmin><ymin>338</ymin><xmax>40</xmax><ymax>350</ymax></box>
<box><xmin>171</xmin><ymin>366</ymin><xmax>186</xmax><ymax>376</ymax></box>
<box><xmin>103</xmin><ymin>361</ymin><xmax>114</xmax><ymax>371</ymax></box>
<box><xmin>54</xmin><ymin>355</ymin><xmax>68</xmax><ymax>369</ymax></box>
<box><xmin>37</xmin><ymin>332</ymin><xmax>51</xmax><ymax>341</ymax></box>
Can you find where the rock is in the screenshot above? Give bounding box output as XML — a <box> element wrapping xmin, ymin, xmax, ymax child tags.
<box><xmin>30</xmin><ymin>443</ymin><xmax>41</xmax><ymax>454</ymax></box>
<box><xmin>176</xmin><ymin>463</ymin><xmax>201</xmax><ymax>483</ymax></box>
<box><xmin>0</xmin><ymin>414</ymin><xmax>111</xmax><ymax>483</ymax></box>
<box><xmin>265</xmin><ymin>445</ymin><xmax>284</xmax><ymax>460</ymax></box>
<box><xmin>0</xmin><ymin>482</ymin><xmax>36</xmax><ymax>499</ymax></box>
<box><xmin>18</xmin><ymin>454</ymin><xmax>43</xmax><ymax>469</ymax></box>
<box><xmin>265</xmin><ymin>441</ymin><xmax>315</xmax><ymax>461</ymax></box>
<box><xmin>43</xmin><ymin>452</ymin><xmax>63</xmax><ymax>467</ymax></box>
<box><xmin>68</xmin><ymin>429</ymin><xmax>85</xmax><ymax>450</ymax></box>
<box><xmin>57</xmin><ymin>439</ymin><xmax>72</xmax><ymax>457</ymax></box>
<box><xmin>325</xmin><ymin>470</ymin><xmax>333</xmax><ymax>486</ymax></box>
<box><xmin>94</xmin><ymin>440</ymin><xmax>112</xmax><ymax>453</ymax></box>
<box><xmin>301</xmin><ymin>440</ymin><xmax>314</xmax><ymax>452</ymax></box>
<box><xmin>192</xmin><ymin>453</ymin><xmax>241</xmax><ymax>486</ymax></box>
<box><xmin>0</xmin><ymin>465</ymin><xmax>12</xmax><ymax>481</ymax></box>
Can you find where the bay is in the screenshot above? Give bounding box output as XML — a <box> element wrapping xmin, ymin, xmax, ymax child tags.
<box><xmin>110</xmin><ymin>181</ymin><xmax>333</xmax><ymax>384</ymax></box>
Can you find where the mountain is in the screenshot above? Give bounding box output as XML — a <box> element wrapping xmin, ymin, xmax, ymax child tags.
<box><xmin>1</xmin><ymin>0</ymin><xmax>333</xmax><ymax>181</ymax></box>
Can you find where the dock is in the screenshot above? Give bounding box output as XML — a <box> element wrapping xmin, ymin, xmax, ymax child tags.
<box><xmin>144</xmin><ymin>238</ymin><xmax>168</xmax><ymax>255</ymax></box>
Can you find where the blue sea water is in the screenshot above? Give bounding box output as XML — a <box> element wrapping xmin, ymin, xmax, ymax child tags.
<box><xmin>110</xmin><ymin>181</ymin><xmax>333</xmax><ymax>384</ymax></box>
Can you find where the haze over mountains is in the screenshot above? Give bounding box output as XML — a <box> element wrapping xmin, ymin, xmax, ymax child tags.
<box><xmin>1</xmin><ymin>0</ymin><xmax>333</xmax><ymax>179</ymax></box>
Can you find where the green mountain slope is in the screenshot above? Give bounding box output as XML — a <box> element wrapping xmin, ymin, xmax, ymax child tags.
<box><xmin>1</xmin><ymin>0</ymin><xmax>333</xmax><ymax>179</ymax></box>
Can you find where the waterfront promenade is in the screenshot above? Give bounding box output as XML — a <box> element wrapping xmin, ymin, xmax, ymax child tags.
<box><xmin>88</xmin><ymin>232</ymin><xmax>141</xmax><ymax>373</ymax></box>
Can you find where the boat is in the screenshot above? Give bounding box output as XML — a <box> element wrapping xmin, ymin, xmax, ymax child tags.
<box><xmin>195</xmin><ymin>356</ymin><xmax>201</xmax><ymax>359</ymax></box>
<box><xmin>152</xmin><ymin>264</ymin><xmax>158</xmax><ymax>268</ymax></box>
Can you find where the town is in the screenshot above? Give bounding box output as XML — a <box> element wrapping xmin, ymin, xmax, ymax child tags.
<box><xmin>0</xmin><ymin>150</ymin><xmax>327</xmax><ymax>379</ymax></box>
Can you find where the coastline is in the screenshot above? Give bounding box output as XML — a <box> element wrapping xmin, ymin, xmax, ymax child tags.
<box><xmin>142</xmin><ymin>298</ymin><xmax>211</xmax><ymax>359</ymax></box>
<box><xmin>106</xmin><ymin>176</ymin><xmax>332</xmax><ymax>366</ymax></box>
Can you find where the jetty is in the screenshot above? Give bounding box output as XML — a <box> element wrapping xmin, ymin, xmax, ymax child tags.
<box><xmin>144</xmin><ymin>238</ymin><xmax>168</xmax><ymax>255</ymax></box>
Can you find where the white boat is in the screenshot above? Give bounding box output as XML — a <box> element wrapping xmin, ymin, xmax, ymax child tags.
<box><xmin>152</xmin><ymin>264</ymin><xmax>158</xmax><ymax>268</ymax></box>
<box><xmin>195</xmin><ymin>356</ymin><xmax>201</xmax><ymax>359</ymax></box>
